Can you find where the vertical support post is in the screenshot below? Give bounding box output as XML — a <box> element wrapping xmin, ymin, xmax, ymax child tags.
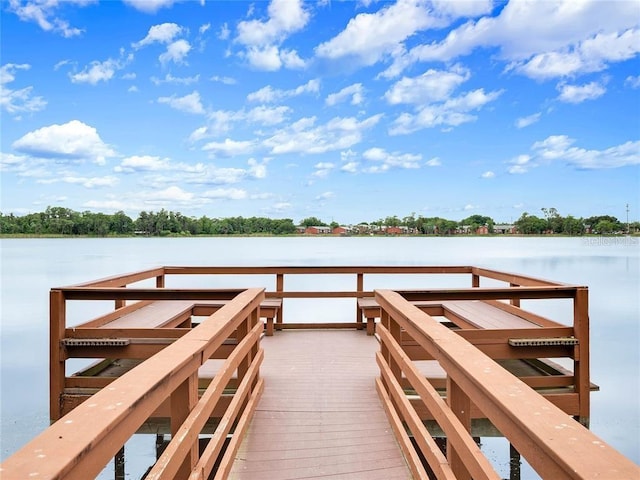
<box><xmin>509</xmin><ymin>443</ymin><xmax>521</xmax><ymax>480</ymax></box>
<box><xmin>388</xmin><ymin>314</ymin><xmax>402</xmax><ymax>382</ymax></box>
<box><xmin>156</xmin><ymin>274</ymin><xmax>165</xmax><ymax>288</ymax></box>
<box><xmin>171</xmin><ymin>372</ymin><xmax>198</xmax><ymax>480</ymax></box>
<box><xmin>50</xmin><ymin>289</ymin><xmax>66</xmax><ymax>421</ymax></box>
<box><xmin>471</xmin><ymin>273</ymin><xmax>480</xmax><ymax>288</ymax></box>
<box><xmin>237</xmin><ymin>314</ymin><xmax>250</xmax><ymax>383</ymax></box>
<box><xmin>510</xmin><ymin>283</ymin><xmax>521</xmax><ymax>307</ymax></box>
<box><xmin>447</xmin><ymin>377</ymin><xmax>472</xmax><ymax>480</ymax></box>
<box><xmin>275</xmin><ymin>273</ymin><xmax>284</xmax><ymax>331</ymax></box>
<box><xmin>250</xmin><ymin>307</ymin><xmax>260</xmax><ymax>389</ymax></box>
<box><xmin>574</xmin><ymin>287</ymin><xmax>590</xmax><ymax>425</ymax></box>
<box><xmin>115</xmin><ymin>298</ymin><xmax>126</xmax><ymax>309</ymax></box>
<box><xmin>380</xmin><ymin>309</ymin><xmax>390</xmax><ymax>373</ymax></box>
<box><xmin>114</xmin><ymin>446</ymin><xmax>125</xmax><ymax>480</ymax></box>
<box><xmin>356</xmin><ymin>273</ymin><xmax>364</xmax><ymax>329</ymax></box>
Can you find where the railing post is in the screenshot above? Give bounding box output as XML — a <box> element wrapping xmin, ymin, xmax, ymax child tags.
<box><xmin>386</xmin><ymin>312</ymin><xmax>402</xmax><ymax>382</ymax></box>
<box><xmin>276</xmin><ymin>273</ymin><xmax>284</xmax><ymax>331</ymax></box>
<box><xmin>447</xmin><ymin>377</ymin><xmax>472</xmax><ymax>480</ymax></box>
<box><xmin>50</xmin><ymin>289</ymin><xmax>66</xmax><ymax>421</ymax></box>
<box><xmin>472</xmin><ymin>273</ymin><xmax>480</xmax><ymax>288</ymax></box>
<box><xmin>510</xmin><ymin>283</ymin><xmax>521</xmax><ymax>307</ymax></box>
<box><xmin>356</xmin><ymin>273</ymin><xmax>364</xmax><ymax>329</ymax></box>
<box><xmin>156</xmin><ymin>274</ymin><xmax>165</xmax><ymax>288</ymax></box>
<box><xmin>237</xmin><ymin>314</ymin><xmax>250</xmax><ymax>383</ymax></box>
<box><xmin>574</xmin><ymin>287</ymin><xmax>590</xmax><ymax>426</ymax></box>
<box><xmin>171</xmin><ymin>371</ymin><xmax>198</xmax><ymax>480</ymax></box>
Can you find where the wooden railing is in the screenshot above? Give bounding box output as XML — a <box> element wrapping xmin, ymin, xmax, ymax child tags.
<box><xmin>375</xmin><ymin>288</ymin><xmax>637</xmax><ymax>479</ymax></box>
<box><xmin>58</xmin><ymin>264</ymin><xmax>567</xmax><ymax>323</ymax></box>
<box><xmin>2</xmin><ymin>288</ymin><xmax>265</xmax><ymax>480</ymax></box>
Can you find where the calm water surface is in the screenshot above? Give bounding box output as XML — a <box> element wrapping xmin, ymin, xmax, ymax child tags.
<box><xmin>1</xmin><ymin>237</ymin><xmax>638</xmax><ymax>476</ymax></box>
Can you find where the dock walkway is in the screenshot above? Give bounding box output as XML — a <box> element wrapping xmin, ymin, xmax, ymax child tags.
<box><xmin>230</xmin><ymin>330</ymin><xmax>411</xmax><ymax>479</ymax></box>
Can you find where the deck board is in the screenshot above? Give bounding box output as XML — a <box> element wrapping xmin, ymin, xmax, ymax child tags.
<box><xmin>230</xmin><ymin>330</ymin><xmax>412</xmax><ymax>479</ymax></box>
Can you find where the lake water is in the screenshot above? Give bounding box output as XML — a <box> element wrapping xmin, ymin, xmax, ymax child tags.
<box><xmin>1</xmin><ymin>237</ymin><xmax>638</xmax><ymax>477</ymax></box>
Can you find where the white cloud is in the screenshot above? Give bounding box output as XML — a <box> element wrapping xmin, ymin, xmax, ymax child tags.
<box><xmin>246</xmin><ymin>105</ymin><xmax>291</xmax><ymax>125</ymax></box>
<box><xmin>625</xmin><ymin>75</ymin><xmax>640</xmax><ymax>89</ymax></box>
<box><xmin>326</xmin><ymin>83</ymin><xmax>364</xmax><ymax>106</ymax></box>
<box><xmin>123</xmin><ymin>0</ymin><xmax>178</xmax><ymax>14</ymax></box>
<box><xmin>384</xmin><ymin>66</ymin><xmax>470</xmax><ymax>105</ymax></box>
<box><xmin>316</xmin><ymin>191</ymin><xmax>334</xmax><ymax>200</ymax></box>
<box><xmin>210</xmin><ymin>75</ymin><xmax>236</xmax><ymax>85</ymax></box>
<box><xmin>362</xmin><ymin>147</ymin><xmax>422</xmax><ymax>172</ymax></box>
<box><xmin>481</xmin><ymin>170</ymin><xmax>495</xmax><ymax>178</ymax></box>
<box><xmin>425</xmin><ymin>157</ymin><xmax>441</xmax><ymax>167</ymax></box>
<box><xmin>515</xmin><ymin>112</ymin><xmax>541</xmax><ymax>128</ymax></box>
<box><xmin>158</xmin><ymin>91</ymin><xmax>205</xmax><ymax>114</ymax></box>
<box><xmin>236</xmin><ymin>0</ymin><xmax>309</xmax><ymax>70</ymax></box>
<box><xmin>202</xmin><ymin>188</ymin><xmax>248</xmax><ymax>200</ymax></box>
<box><xmin>532</xmin><ymin>135</ymin><xmax>640</xmax><ymax>169</ymax></box>
<box><xmin>507</xmin><ymin>154</ymin><xmax>533</xmax><ymax>174</ymax></box>
<box><xmin>151</xmin><ymin>73</ymin><xmax>199</xmax><ymax>85</ymax></box>
<box><xmin>7</xmin><ymin>0</ymin><xmax>92</xmax><ymax>37</ymax></box>
<box><xmin>202</xmin><ymin>138</ymin><xmax>255</xmax><ymax>157</ymax></box>
<box><xmin>280</xmin><ymin>49</ymin><xmax>306</xmax><ymax>69</ymax></box>
<box><xmin>263</xmin><ymin>114</ymin><xmax>382</xmax><ymax>155</ymax></box>
<box><xmin>69</xmin><ymin>54</ymin><xmax>132</xmax><ymax>85</ymax></box>
<box><xmin>237</xmin><ymin>0</ymin><xmax>308</xmax><ymax>46</ymax></box>
<box><xmin>55</xmin><ymin>175</ymin><xmax>119</xmax><ymax>188</ymax></box>
<box><xmin>389</xmin><ymin>88</ymin><xmax>503</xmax><ymax>135</ymax></box>
<box><xmin>507</xmin><ymin>135</ymin><xmax>640</xmax><ymax>174</ymax></box>
<box><xmin>0</xmin><ymin>64</ymin><xmax>47</xmax><ymax>115</ymax></box>
<box><xmin>384</xmin><ymin>1</ymin><xmax>640</xmax><ymax>79</ymax></box>
<box><xmin>160</xmin><ymin>39</ymin><xmax>191</xmax><ymax>65</ymax></box>
<box><xmin>115</xmin><ymin>155</ymin><xmax>171</xmax><ymax>173</ymax></box>
<box><xmin>247</xmin><ymin>79</ymin><xmax>320</xmax><ymax>103</ymax></box>
<box><xmin>199</xmin><ymin>23</ymin><xmax>210</xmax><ymax>35</ymax></box>
<box><xmin>557</xmin><ymin>81</ymin><xmax>606</xmax><ymax>103</ymax></box>
<box><xmin>218</xmin><ymin>22</ymin><xmax>230</xmax><ymax>40</ymax></box>
<box><xmin>315</xmin><ymin>0</ymin><xmax>438</xmax><ymax>67</ymax></box>
<box><xmin>341</xmin><ymin>161</ymin><xmax>359</xmax><ymax>173</ymax></box>
<box><xmin>313</xmin><ymin>162</ymin><xmax>335</xmax><ymax>178</ymax></box>
<box><xmin>145</xmin><ymin>185</ymin><xmax>194</xmax><ymax>202</ymax></box>
<box><xmin>133</xmin><ymin>23</ymin><xmax>184</xmax><ymax>49</ymax></box>
<box><xmin>12</xmin><ymin>120</ymin><xmax>116</xmax><ymax>165</ymax></box>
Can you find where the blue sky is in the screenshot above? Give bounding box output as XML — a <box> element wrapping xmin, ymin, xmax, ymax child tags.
<box><xmin>1</xmin><ymin>0</ymin><xmax>639</xmax><ymax>224</ymax></box>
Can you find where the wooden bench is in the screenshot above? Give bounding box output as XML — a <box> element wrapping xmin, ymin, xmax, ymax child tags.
<box><xmin>65</xmin><ymin>298</ymin><xmax>282</xmax><ymax>348</ymax></box>
<box><xmin>357</xmin><ymin>297</ymin><xmax>575</xmax><ymax>345</ymax></box>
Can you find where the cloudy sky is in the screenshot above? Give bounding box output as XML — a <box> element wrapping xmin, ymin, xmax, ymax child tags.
<box><xmin>1</xmin><ymin>0</ymin><xmax>639</xmax><ymax>224</ymax></box>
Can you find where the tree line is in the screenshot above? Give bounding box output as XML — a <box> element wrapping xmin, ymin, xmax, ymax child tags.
<box><xmin>0</xmin><ymin>206</ymin><xmax>635</xmax><ymax>236</ymax></box>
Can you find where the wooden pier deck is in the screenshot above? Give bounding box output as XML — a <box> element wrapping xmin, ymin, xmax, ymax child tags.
<box><xmin>2</xmin><ymin>265</ymin><xmax>639</xmax><ymax>480</ymax></box>
<box><xmin>230</xmin><ymin>330</ymin><xmax>411</xmax><ymax>479</ymax></box>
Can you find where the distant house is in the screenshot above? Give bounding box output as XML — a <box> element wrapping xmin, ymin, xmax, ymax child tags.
<box><xmin>332</xmin><ymin>226</ymin><xmax>354</xmax><ymax>235</ymax></box>
<box><xmin>304</xmin><ymin>226</ymin><xmax>331</xmax><ymax>235</ymax></box>
<box><xmin>385</xmin><ymin>226</ymin><xmax>403</xmax><ymax>235</ymax></box>
<box><xmin>494</xmin><ymin>224</ymin><xmax>516</xmax><ymax>234</ymax></box>
<box><xmin>476</xmin><ymin>225</ymin><xmax>489</xmax><ymax>235</ymax></box>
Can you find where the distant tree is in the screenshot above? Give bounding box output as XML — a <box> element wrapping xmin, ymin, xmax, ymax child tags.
<box><xmin>562</xmin><ymin>215</ymin><xmax>585</xmax><ymax>235</ymax></box>
<box><xmin>460</xmin><ymin>214</ymin><xmax>495</xmax><ymax>233</ymax></box>
<box><xmin>300</xmin><ymin>217</ymin><xmax>326</xmax><ymax>227</ymax></box>
<box><xmin>515</xmin><ymin>212</ymin><xmax>546</xmax><ymax>234</ymax></box>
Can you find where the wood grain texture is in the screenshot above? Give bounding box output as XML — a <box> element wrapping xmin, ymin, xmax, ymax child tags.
<box><xmin>229</xmin><ymin>330</ymin><xmax>412</xmax><ymax>479</ymax></box>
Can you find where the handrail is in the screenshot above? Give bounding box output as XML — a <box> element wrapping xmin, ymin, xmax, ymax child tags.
<box><xmin>1</xmin><ymin>288</ymin><xmax>265</xmax><ymax>480</ymax></box>
<box><xmin>375</xmin><ymin>289</ymin><xmax>639</xmax><ymax>479</ymax></box>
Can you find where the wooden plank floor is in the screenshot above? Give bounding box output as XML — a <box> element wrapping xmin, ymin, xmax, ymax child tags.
<box><xmin>229</xmin><ymin>330</ymin><xmax>412</xmax><ymax>479</ymax></box>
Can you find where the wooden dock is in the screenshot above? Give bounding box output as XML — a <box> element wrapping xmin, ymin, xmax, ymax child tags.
<box><xmin>1</xmin><ymin>265</ymin><xmax>638</xmax><ymax>480</ymax></box>
<box><xmin>230</xmin><ymin>330</ymin><xmax>411</xmax><ymax>479</ymax></box>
